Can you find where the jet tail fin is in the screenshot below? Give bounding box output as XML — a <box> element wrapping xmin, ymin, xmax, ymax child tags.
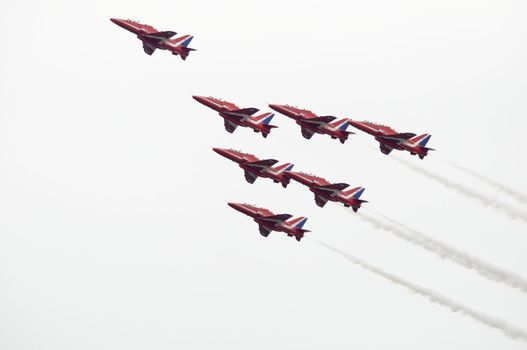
<box><xmin>343</xmin><ymin>186</ymin><xmax>366</xmax><ymax>199</ymax></box>
<box><xmin>328</xmin><ymin>118</ymin><xmax>351</xmax><ymax>131</ymax></box>
<box><xmin>286</xmin><ymin>217</ymin><xmax>310</xmax><ymax>241</ymax></box>
<box><xmin>286</xmin><ymin>216</ymin><xmax>308</xmax><ymax>229</ymax></box>
<box><xmin>170</xmin><ymin>34</ymin><xmax>194</xmax><ymax>48</ymax></box>
<box><xmin>272</xmin><ymin>163</ymin><xmax>294</xmax><ymax>174</ymax></box>
<box><xmin>408</xmin><ymin>133</ymin><xmax>432</xmax><ymax>147</ymax></box>
<box><xmin>251</xmin><ymin>112</ymin><xmax>275</xmax><ymax>125</ymax></box>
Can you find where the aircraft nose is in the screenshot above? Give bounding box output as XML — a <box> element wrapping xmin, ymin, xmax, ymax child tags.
<box><xmin>268</xmin><ymin>104</ymin><xmax>285</xmax><ymax>113</ymax></box>
<box><xmin>212</xmin><ymin>147</ymin><xmax>228</xmax><ymax>156</ymax></box>
<box><xmin>347</xmin><ymin>119</ymin><xmax>361</xmax><ymax>128</ymax></box>
<box><xmin>110</xmin><ymin>18</ymin><xmax>125</xmax><ymax>26</ymax></box>
<box><xmin>227</xmin><ymin>202</ymin><xmax>244</xmax><ymax>212</ymax></box>
<box><xmin>192</xmin><ymin>95</ymin><xmax>207</xmax><ymax>104</ymax></box>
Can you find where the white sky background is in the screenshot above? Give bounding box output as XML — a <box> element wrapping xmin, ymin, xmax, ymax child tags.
<box><xmin>1</xmin><ymin>0</ymin><xmax>527</xmax><ymax>348</ymax></box>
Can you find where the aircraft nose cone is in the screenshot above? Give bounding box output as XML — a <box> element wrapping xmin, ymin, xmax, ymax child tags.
<box><xmin>212</xmin><ymin>147</ymin><xmax>228</xmax><ymax>157</ymax></box>
<box><xmin>227</xmin><ymin>202</ymin><xmax>244</xmax><ymax>212</ymax></box>
<box><xmin>347</xmin><ymin>119</ymin><xmax>361</xmax><ymax>128</ymax></box>
<box><xmin>192</xmin><ymin>95</ymin><xmax>207</xmax><ymax>104</ymax></box>
<box><xmin>268</xmin><ymin>104</ymin><xmax>284</xmax><ymax>113</ymax></box>
<box><xmin>110</xmin><ymin>18</ymin><xmax>125</xmax><ymax>26</ymax></box>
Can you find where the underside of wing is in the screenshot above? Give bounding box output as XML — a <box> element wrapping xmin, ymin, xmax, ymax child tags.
<box><xmin>224</xmin><ymin>119</ymin><xmax>238</xmax><ymax>133</ymax></box>
<box><xmin>244</xmin><ymin>170</ymin><xmax>258</xmax><ymax>184</ymax></box>
<box><xmin>301</xmin><ymin>127</ymin><xmax>315</xmax><ymax>140</ymax></box>
<box><xmin>379</xmin><ymin>143</ymin><xmax>393</xmax><ymax>155</ymax></box>
<box><xmin>142</xmin><ymin>42</ymin><xmax>157</xmax><ymax>55</ymax></box>
<box><xmin>315</xmin><ymin>183</ymin><xmax>350</xmax><ymax>195</ymax></box>
<box><xmin>377</xmin><ymin>132</ymin><xmax>416</xmax><ymax>142</ymax></box>
<box><xmin>299</xmin><ymin>116</ymin><xmax>336</xmax><ymax>125</ymax></box>
<box><xmin>245</xmin><ymin>159</ymin><xmax>279</xmax><ymax>169</ymax></box>
<box><xmin>260</xmin><ymin>214</ymin><xmax>293</xmax><ymax>224</ymax></box>
<box><xmin>228</xmin><ymin>107</ymin><xmax>259</xmax><ymax>116</ymax></box>
<box><xmin>258</xmin><ymin>224</ymin><xmax>272</xmax><ymax>237</ymax></box>
<box><xmin>314</xmin><ymin>194</ymin><xmax>329</xmax><ymax>208</ymax></box>
<box><xmin>141</xmin><ymin>30</ymin><xmax>177</xmax><ymax>41</ymax></box>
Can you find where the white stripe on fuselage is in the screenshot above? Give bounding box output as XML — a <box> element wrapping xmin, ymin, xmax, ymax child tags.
<box><xmin>205</xmin><ymin>98</ymin><xmax>228</xmax><ymax>109</ymax></box>
<box><xmin>220</xmin><ymin>149</ymin><xmax>245</xmax><ymax>161</ymax></box>
<box><xmin>125</xmin><ymin>23</ymin><xmax>144</xmax><ymax>31</ymax></box>
<box><xmin>358</xmin><ymin>123</ymin><xmax>383</xmax><ymax>133</ymax></box>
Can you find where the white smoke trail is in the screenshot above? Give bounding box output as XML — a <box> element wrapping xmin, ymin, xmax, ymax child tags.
<box><xmin>390</xmin><ymin>156</ymin><xmax>527</xmax><ymax>224</ymax></box>
<box><xmin>314</xmin><ymin>239</ymin><xmax>527</xmax><ymax>343</ymax></box>
<box><xmin>356</xmin><ymin>211</ymin><xmax>527</xmax><ymax>293</ymax></box>
<box><xmin>443</xmin><ymin>160</ymin><xmax>527</xmax><ymax>205</ymax></box>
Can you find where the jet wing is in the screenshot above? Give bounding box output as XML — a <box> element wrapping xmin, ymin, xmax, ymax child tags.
<box><xmin>141</xmin><ymin>31</ymin><xmax>177</xmax><ymax>41</ymax></box>
<box><xmin>142</xmin><ymin>42</ymin><xmax>157</xmax><ymax>55</ymax></box>
<box><xmin>226</xmin><ymin>107</ymin><xmax>259</xmax><ymax>116</ymax></box>
<box><xmin>298</xmin><ymin>116</ymin><xmax>337</xmax><ymax>126</ymax></box>
<box><xmin>314</xmin><ymin>183</ymin><xmax>350</xmax><ymax>195</ymax></box>
<box><xmin>314</xmin><ymin>194</ymin><xmax>330</xmax><ymax>208</ymax></box>
<box><xmin>377</xmin><ymin>132</ymin><xmax>416</xmax><ymax>142</ymax></box>
<box><xmin>258</xmin><ymin>225</ymin><xmax>272</xmax><ymax>237</ymax></box>
<box><xmin>244</xmin><ymin>170</ymin><xmax>258</xmax><ymax>184</ymax></box>
<box><xmin>379</xmin><ymin>143</ymin><xmax>393</xmax><ymax>155</ymax></box>
<box><xmin>300</xmin><ymin>127</ymin><xmax>315</xmax><ymax>140</ymax></box>
<box><xmin>224</xmin><ymin>119</ymin><xmax>238</xmax><ymax>133</ymax></box>
<box><xmin>245</xmin><ymin>159</ymin><xmax>279</xmax><ymax>169</ymax></box>
<box><xmin>259</xmin><ymin>214</ymin><xmax>293</xmax><ymax>225</ymax></box>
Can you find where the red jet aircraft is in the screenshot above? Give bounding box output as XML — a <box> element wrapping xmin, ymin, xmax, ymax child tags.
<box><xmin>213</xmin><ymin>148</ymin><xmax>294</xmax><ymax>188</ymax></box>
<box><xmin>285</xmin><ymin>171</ymin><xmax>367</xmax><ymax>212</ymax></box>
<box><xmin>348</xmin><ymin>120</ymin><xmax>434</xmax><ymax>159</ymax></box>
<box><xmin>110</xmin><ymin>18</ymin><xmax>195</xmax><ymax>60</ymax></box>
<box><xmin>269</xmin><ymin>104</ymin><xmax>353</xmax><ymax>143</ymax></box>
<box><xmin>193</xmin><ymin>96</ymin><xmax>277</xmax><ymax>138</ymax></box>
<box><xmin>228</xmin><ymin>203</ymin><xmax>310</xmax><ymax>241</ymax></box>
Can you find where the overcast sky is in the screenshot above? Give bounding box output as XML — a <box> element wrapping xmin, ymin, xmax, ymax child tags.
<box><xmin>1</xmin><ymin>0</ymin><xmax>527</xmax><ymax>349</ymax></box>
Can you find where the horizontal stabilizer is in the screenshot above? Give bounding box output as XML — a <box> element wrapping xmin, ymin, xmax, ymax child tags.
<box><xmin>177</xmin><ymin>47</ymin><xmax>196</xmax><ymax>60</ymax></box>
<box><xmin>246</xmin><ymin>159</ymin><xmax>279</xmax><ymax>168</ymax></box>
<box><xmin>299</xmin><ymin>116</ymin><xmax>337</xmax><ymax>125</ymax></box>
